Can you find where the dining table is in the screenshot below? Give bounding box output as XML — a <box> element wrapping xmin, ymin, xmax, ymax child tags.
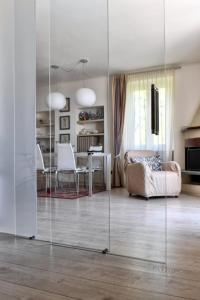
<box><xmin>75</xmin><ymin>152</ymin><xmax>111</xmax><ymax>197</ymax></box>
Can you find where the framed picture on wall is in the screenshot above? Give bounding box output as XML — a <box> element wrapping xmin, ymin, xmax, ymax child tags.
<box><xmin>60</xmin><ymin>116</ymin><xmax>70</xmax><ymax>130</ymax></box>
<box><xmin>59</xmin><ymin>97</ymin><xmax>70</xmax><ymax>112</ymax></box>
<box><xmin>60</xmin><ymin>133</ymin><xmax>70</xmax><ymax>144</ymax></box>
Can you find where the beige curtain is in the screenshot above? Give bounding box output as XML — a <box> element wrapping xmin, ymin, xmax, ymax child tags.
<box><xmin>112</xmin><ymin>74</ymin><xmax>127</xmax><ymax>187</ymax></box>
<box><xmin>122</xmin><ymin>69</ymin><xmax>175</xmax><ymax>161</ymax></box>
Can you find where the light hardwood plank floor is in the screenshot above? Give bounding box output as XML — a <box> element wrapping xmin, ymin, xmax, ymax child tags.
<box><xmin>37</xmin><ymin>188</ymin><xmax>200</xmax><ymax>264</ymax></box>
<box><xmin>0</xmin><ymin>232</ymin><xmax>200</xmax><ymax>300</ymax></box>
<box><xmin>1</xmin><ymin>188</ymin><xmax>199</xmax><ymax>299</ymax></box>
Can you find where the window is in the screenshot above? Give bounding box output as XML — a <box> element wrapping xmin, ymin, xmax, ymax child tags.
<box><xmin>122</xmin><ymin>70</ymin><xmax>174</xmax><ymax>158</ymax></box>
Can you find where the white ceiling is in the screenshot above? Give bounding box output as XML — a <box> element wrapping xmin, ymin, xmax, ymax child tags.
<box><xmin>36</xmin><ymin>0</ymin><xmax>200</xmax><ymax>83</ymax></box>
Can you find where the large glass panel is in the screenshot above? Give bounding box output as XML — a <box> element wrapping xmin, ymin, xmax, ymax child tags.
<box><xmin>49</xmin><ymin>0</ymin><xmax>110</xmax><ymax>251</ymax></box>
<box><xmin>0</xmin><ymin>0</ymin><xmax>15</xmax><ymax>234</ymax></box>
<box><xmin>36</xmin><ymin>0</ymin><xmax>168</xmax><ymax>263</ymax></box>
<box><xmin>109</xmin><ymin>0</ymin><xmax>167</xmax><ymax>262</ymax></box>
<box><xmin>15</xmin><ymin>0</ymin><xmax>37</xmax><ymax>237</ymax></box>
<box><xmin>165</xmin><ymin>0</ymin><xmax>200</xmax><ymax>271</ymax></box>
<box><xmin>36</xmin><ymin>0</ymin><xmax>53</xmax><ymax>242</ymax></box>
<box><xmin>1</xmin><ymin>0</ymin><xmax>37</xmax><ymax>239</ymax></box>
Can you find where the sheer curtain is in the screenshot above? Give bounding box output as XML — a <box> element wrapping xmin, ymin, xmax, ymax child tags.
<box><xmin>122</xmin><ymin>69</ymin><xmax>175</xmax><ymax>161</ymax></box>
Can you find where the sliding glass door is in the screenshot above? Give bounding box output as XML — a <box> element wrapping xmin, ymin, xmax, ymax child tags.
<box><xmin>109</xmin><ymin>0</ymin><xmax>167</xmax><ymax>263</ymax></box>
<box><xmin>36</xmin><ymin>0</ymin><xmax>110</xmax><ymax>251</ymax></box>
<box><xmin>36</xmin><ymin>0</ymin><xmax>53</xmax><ymax>243</ymax></box>
<box><xmin>36</xmin><ymin>0</ymin><xmax>168</xmax><ymax>263</ymax></box>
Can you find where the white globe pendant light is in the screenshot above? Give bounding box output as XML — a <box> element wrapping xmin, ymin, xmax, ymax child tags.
<box><xmin>75</xmin><ymin>58</ymin><xmax>96</xmax><ymax>107</ymax></box>
<box><xmin>76</xmin><ymin>88</ymin><xmax>96</xmax><ymax>107</ymax></box>
<box><xmin>47</xmin><ymin>92</ymin><xmax>66</xmax><ymax>110</ymax></box>
<box><xmin>46</xmin><ymin>59</ymin><xmax>96</xmax><ymax>108</ymax></box>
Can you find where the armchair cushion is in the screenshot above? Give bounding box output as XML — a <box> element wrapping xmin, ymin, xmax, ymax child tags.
<box><xmin>131</xmin><ymin>155</ymin><xmax>161</xmax><ymax>171</ymax></box>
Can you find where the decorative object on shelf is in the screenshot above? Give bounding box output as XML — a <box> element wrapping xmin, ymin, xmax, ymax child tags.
<box><xmin>96</xmin><ymin>108</ymin><xmax>104</xmax><ymax>119</ymax></box>
<box><xmin>79</xmin><ymin>128</ymin><xmax>100</xmax><ymax>136</ymax></box>
<box><xmin>93</xmin><ymin>129</ymin><xmax>99</xmax><ymax>134</ymax></box>
<box><xmin>47</xmin><ymin>92</ymin><xmax>66</xmax><ymax>110</ymax></box>
<box><xmin>79</xmin><ymin>111</ymin><xmax>89</xmax><ymax>121</ymax></box>
<box><xmin>79</xmin><ymin>108</ymin><xmax>104</xmax><ymax>121</ymax></box>
<box><xmin>60</xmin><ymin>133</ymin><xmax>70</xmax><ymax>143</ymax></box>
<box><xmin>60</xmin><ymin>116</ymin><xmax>70</xmax><ymax>130</ymax></box>
<box><xmin>60</xmin><ymin>97</ymin><xmax>70</xmax><ymax>112</ymax></box>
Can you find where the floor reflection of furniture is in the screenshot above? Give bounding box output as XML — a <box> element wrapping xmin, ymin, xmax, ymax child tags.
<box><xmin>56</xmin><ymin>143</ymin><xmax>88</xmax><ymax>194</ymax></box>
<box><xmin>36</xmin><ymin>144</ymin><xmax>56</xmax><ymax>192</ymax></box>
<box><xmin>124</xmin><ymin>150</ymin><xmax>181</xmax><ymax>199</ymax></box>
<box><xmin>75</xmin><ymin>152</ymin><xmax>111</xmax><ymax>196</ymax></box>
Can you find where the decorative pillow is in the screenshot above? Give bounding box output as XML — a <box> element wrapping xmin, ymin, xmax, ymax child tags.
<box><xmin>131</xmin><ymin>155</ymin><xmax>161</xmax><ymax>171</ymax></box>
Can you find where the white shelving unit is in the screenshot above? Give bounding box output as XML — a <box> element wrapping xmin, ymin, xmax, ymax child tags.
<box><xmin>76</xmin><ymin>106</ymin><xmax>104</xmax><ymax>152</ymax></box>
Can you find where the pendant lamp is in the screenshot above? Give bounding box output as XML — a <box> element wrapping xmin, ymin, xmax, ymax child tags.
<box><xmin>75</xmin><ymin>59</ymin><xmax>96</xmax><ymax>107</ymax></box>
<box><xmin>47</xmin><ymin>92</ymin><xmax>66</xmax><ymax>110</ymax></box>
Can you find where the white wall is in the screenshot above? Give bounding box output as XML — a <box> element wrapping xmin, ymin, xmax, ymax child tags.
<box><xmin>0</xmin><ymin>0</ymin><xmax>37</xmax><ymax>236</ymax></box>
<box><xmin>174</xmin><ymin>63</ymin><xmax>200</xmax><ymax>168</ymax></box>
<box><xmin>0</xmin><ymin>0</ymin><xmax>15</xmax><ymax>234</ymax></box>
<box><xmin>37</xmin><ymin>76</ymin><xmax>111</xmax><ymax>153</ymax></box>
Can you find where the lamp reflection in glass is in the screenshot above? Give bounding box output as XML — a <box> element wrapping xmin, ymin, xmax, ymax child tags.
<box><xmin>47</xmin><ymin>92</ymin><xmax>66</xmax><ymax>110</ymax></box>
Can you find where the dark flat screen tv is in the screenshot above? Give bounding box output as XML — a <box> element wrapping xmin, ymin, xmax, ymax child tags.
<box><xmin>151</xmin><ymin>84</ymin><xmax>159</xmax><ymax>135</ymax></box>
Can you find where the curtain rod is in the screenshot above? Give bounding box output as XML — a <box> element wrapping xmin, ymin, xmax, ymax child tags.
<box><xmin>114</xmin><ymin>64</ymin><xmax>181</xmax><ymax>76</ymax></box>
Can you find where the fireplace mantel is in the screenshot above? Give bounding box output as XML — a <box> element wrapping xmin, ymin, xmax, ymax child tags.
<box><xmin>185</xmin><ymin>137</ymin><xmax>200</xmax><ymax>147</ymax></box>
<box><xmin>182</xmin><ymin>125</ymin><xmax>200</xmax><ymax>133</ymax></box>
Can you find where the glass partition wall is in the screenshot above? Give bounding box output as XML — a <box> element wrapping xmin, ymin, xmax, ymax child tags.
<box><xmin>164</xmin><ymin>0</ymin><xmax>200</xmax><ymax>272</ymax></box>
<box><xmin>109</xmin><ymin>0</ymin><xmax>167</xmax><ymax>263</ymax></box>
<box><xmin>36</xmin><ymin>0</ymin><xmax>167</xmax><ymax>263</ymax></box>
<box><xmin>36</xmin><ymin>0</ymin><xmax>110</xmax><ymax>251</ymax></box>
<box><xmin>36</xmin><ymin>0</ymin><xmax>52</xmax><ymax>243</ymax></box>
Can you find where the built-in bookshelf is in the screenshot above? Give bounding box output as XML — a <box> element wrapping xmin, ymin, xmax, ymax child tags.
<box><xmin>76</xmin><ymin>106</ymin><xmax>104</xmax><ymax>152</ymax></box>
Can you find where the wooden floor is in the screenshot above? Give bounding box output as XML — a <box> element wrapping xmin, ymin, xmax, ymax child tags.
<box><xmin>1</xmin><ymin>189</ymin><xmax>200</xmax><ymax>299</ymax></box>
<box><xmin>37</xmin><ymin>188</ymin><xmax>200</xmax><ymax>263</ymax></box>
<box><xmin>1</xmin><ymin>230</ymin><xmax>200</xmax><ymax>299</ymax></box>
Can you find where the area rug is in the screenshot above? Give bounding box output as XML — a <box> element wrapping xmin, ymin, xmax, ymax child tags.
<box><xmin>38</xmin><ymin>186</ymin><xmax>106</xmax><ymax>199</ymax></box>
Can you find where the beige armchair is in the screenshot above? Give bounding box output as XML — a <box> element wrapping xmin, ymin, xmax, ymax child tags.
<box><xmin>124</xmin><ymin>150</ymin><xmax>181</xmax><ymax>199</ymax></box>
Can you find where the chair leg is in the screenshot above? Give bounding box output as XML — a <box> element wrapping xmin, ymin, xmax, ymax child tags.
<box><xmin>77</xmin><ymin>173</ymin><xmax>79</xmax><ymax>194</ymax></box>
<box><xmin>45</xmin><ymin>173</ymin><xmax>48</xmax><ymax>193</ymax></box>
<box><xmin>84</xmin><ymin>173</ymin><xmax>86</xmax><ymax>188</ymax></box>
<box><xmin>74</xmin><ymin>171</ymin><xmax>78</xmax><ymax>195</ymax></box>
<box><xmin>55</xmin><ymin>171</ymin><xmax>58</xmax><ymax>193</ymax></box>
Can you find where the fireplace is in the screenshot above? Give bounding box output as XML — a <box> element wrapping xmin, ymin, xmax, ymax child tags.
<box><xmin>182</xmin><ymin>117</ymin><xmax>200</xmax><ymax>196</ymax></box>
<box><xmin>185</xmin><ymin>147</ymin><xmax>200</xmax><ymax>171</ymax></box>
<box><xmin>184</xmin><ymin>139</ymin><xmax>200</xmax><ymax>186</ymax></box>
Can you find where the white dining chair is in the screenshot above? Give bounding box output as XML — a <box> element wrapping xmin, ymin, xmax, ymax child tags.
<box><xmin>56</xmin><ymin>143</ymin><xmax>87</xmax><ymax>194</ymax></box>
<box><xmin>36</xmin><ymin>144</ymin><xmax>56</xmax><ymax>192</ymax></box>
